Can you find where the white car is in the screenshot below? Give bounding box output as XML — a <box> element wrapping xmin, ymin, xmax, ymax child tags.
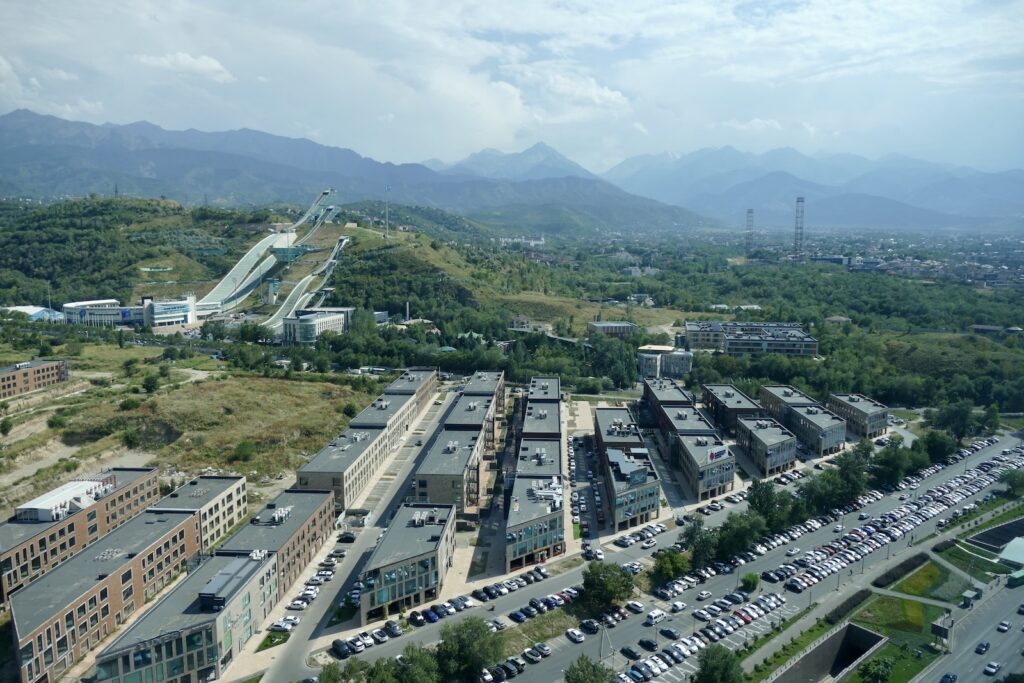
<box><xmin>670</xmin><ymin>601</ymin><xmax>687</xmax><ymax>613</ymax></box>
<box><xmin>626</xmin><ymin>600</ymin><xmax>645</xmax><ymax>613</ymax></box>
<box><xmin>566</xmin><ymin>628</ymin><xmax>585</xmax><ymax>643</ymax></box>
<box><xmin>786</xmin><ymin>547</ymin><xmax>800</xmax><ymax>557</ymax></box>
<box><xmin>697</xmin><ymin>590</ymin><xmax>712</xmax><ymax>601</ymax></box>
<box><xmin>287</xmin><ymin>600</ymin><xmax>307</xmax><ymax>610</ymax></box>
<box><xmin>641</xmin><ymin>538</ymin><xmax>657</xmax><ymax>549</ymax></box>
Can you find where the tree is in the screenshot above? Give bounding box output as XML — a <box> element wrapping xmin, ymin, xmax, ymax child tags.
<box><xmin>122</xmin><ymin>358</ymin><xmax>138</xmax><ymax>377</ymax></box>
<box><xmin>158</xmin><ymin>364</ymin><xmax>171</xmax><ymax>378</ymax></box>
<box><xmin>858</xmin><ymin>655</ymin><xmax>895</xmax><ymax>683</ymax></box>
<box><xmin>343</xmin><ymin>402</ymin><xmax>358</xmax><ymax>418</ymax></box>
<box><xmin>681</xmin><ymin>517</ymin><xmax>717</xmax><ymax>569</ymax></box>
<box><xmin>651</xmin><ymin>550</ymin><xmax>691</xmax><ymax>583</ymax></box>
<box><xmin>715</xmin><ymin>512</ymin><xmax>767</xmax><ymax>560</ymax></box>
<box><xmin>339</xmin><ymin>658</ymin><xmax>370</xmax><ymax>682</ymax></box>
<box><xmin>582</xmin><ymin>561</ymin><xmax>635</xmax><ymax>610</ymax></box>
<box><xmin>834</xmin><ymin>448</ymin><xmax>869</xmax><ymax>502</ymax></box>
<box><xmin>1000</xmin><ymin>470</ymin><xmax>1024</xmax><ymax>498</ymax></box>
<box><xmin>933</xmin><ymin>400</ymin><xmax>973</xmax><ymax>442</ymax></box>
<box><xmin>694</xmin><ymin>644</ymin><xmax>744</xmax><ymax>683</ymax></box>
<box><xmin>436</xmin><ymin>617</ymin><xmax>503</xmax><ymax>682</ymax></box>
<box><xmin>564</xmin><ymin>654</ymin><xmax>616</xmax><ymax>683</ymax></box>
<box><xmin>142</xmin><ymin>374</ymin><xmax>160</xmax><ymax>394</ymax></box>
<box><xmin>394</xmin><ymin>644</ymin><xmax>439</xmax><ymax>683</ymax></box>
<box><xmin>0</xmin><ymin>416</ymin><xmax>12</xmax><ymax>436</ymax></box>
<box><xmin>983</xmin><ymin>403</ymin><xmax>1001</xmax><ymax>434</ymax></box>
<box><xmin>319</xmin><ymin>662</ymin><xmax>344</xmax><ymax>683</ymax></box>
<box><xmin>741</xmin><ymin>572</ymin><xmax>759</xmax><ymax>593</ymax></box>
<box><xmin>920</xmin><ymin>429</ymin><xmax>956</xmax><ymax>464</ymax></box>
<box><xmin>746</xmin><ymin>479</ymin><xmax>778</xmax><ymax>522</ymax></box>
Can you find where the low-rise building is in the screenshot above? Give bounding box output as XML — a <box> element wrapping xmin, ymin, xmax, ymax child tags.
<box><xmin>446</xmin><ymin>394</ymin><xmax>498</xmax><ymax>457</ymax></box>
<box><xmin>636</xmin><ymin>346</ymin><xmax>692</xmax><ymax>379</ymax></box>
<box><xmin>282</xmin><ymin>307</ymin><xmax>354</xmax><ymax>345</ymax></box>
<box><xmin>603</xmin><ymin>448</ymin><xmax>661</xmax><ymax>531</ymax></box>
<box><xmin>296</xmin><ymin>427</ymin><xmax>387</xmax><ymax>511</ymax></box>
<box><xmin>587</xmin><ymin>321</ymin><xmax>639</xmax><ymax>339</ymax></box>
<box><xmin>0</xmin><ymin>359</ymin><xmax>70</xmax><ymax>400</ymax></box>
<box><xmin>10</xmin><ymin>510</ymin><xmax>201</xmax><ymax>683</ymax></box>
<box><xmin>660</xmin><ymin>350</ymin><xmax>694</xmax><ymax>379</ymax></box>
<box><xmin>701</xmin><ymin>384</ymin><xmax>762</xmax><ymax>435</ymax></box>
<box><xmin>360</xmin><ymin>504</ymin><xmax>456</xmax><ymax>624</ymax></box>
<box><xmin>505</xmin><ymin>439</ymin><xmax>565</xmax><ymax>572</ymax></box>
<box><xmin>675</xmin><ymin>435</ymin><xmax>735</xmax><ymax>501</ymax></box>
<box><xmin>63</xmin><ymin>295</ymin><xmax>198</xmax><ymax>330</ymax></box>
<box><xmin>787</xmin><ymin>405</ymin><xmax>846</xmax><ymax>456</ymax></box>
<box><xmin>685</xmin><ymin>321</ymin><xmax>818</xmax><ymax>357</ymax></box>
<box><xmin>149</xmin><ymin>476</ymin><xmax>247</xmax><ymax>552</ymax></box>
<box><xmin>383</xmin><ymin>368</ymin><xmax>439</xmax><ymax>417</ymax></box>
<box><xmin>827</xmin><ymin>393</ymin><xmax>888</xmax><ymax>439</ymax></box>
<box><xmin>414</xmin><ymin>428</ymin><xmax>484</xmax><ymax>516</ymax></box>
<box><xmin>521</xmin><ymin>400</ymin><xmax>562</xmax><ymax>439</ymax></box>
<box><xmin>758</xmin><ymin>385</ymin><xmax>818</xmax><ymax>422</ymax></box>
<box><xmin>736</xmin><ymin>417</ymin><xmax>798</xmax><ymax>475</ymax></box>
<box><xmin>463</xmin><ymin>370</ymin><xmax>506</xmax><ymax>414</ymax></box>
<box><xmin>0</xmin><ymin>468</ymin><xmax>160</xmax><ymax>605</ymax></box>
<box><xmin>593</xmin><ymin>407</ymin><xmax>645</xmax><ymax>456</ymax></box>
<box><xmin>527</xmin><ymin>376</ymin><xmax>561</xmax><ymax>402</ymax></box>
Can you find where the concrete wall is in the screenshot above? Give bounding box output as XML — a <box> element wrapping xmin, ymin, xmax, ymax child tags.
<box><xmin>769</xmin><ymin>623</ymin><xmax>887</xmax><ymax>683</ymax></box>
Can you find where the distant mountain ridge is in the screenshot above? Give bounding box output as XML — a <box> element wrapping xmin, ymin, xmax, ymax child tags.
<box><xmin>602</xmin><ymin>145</ymin><xmax>1022</xmax><ymax>228</ymax></box>
<box><xmin>441</xmin><ymin>142</ymin><xmax>597</xmax><ymax>181</ymax></box>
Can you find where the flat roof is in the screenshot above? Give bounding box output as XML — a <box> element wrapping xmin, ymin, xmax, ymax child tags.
<box><xmin>738</xmin><ymin>417</ymin><xmax>795</xmax><ymax>448</ymax></box>
<box><xmin>606</xmin><ymin>448</ymin><xmax>659</xmax><ymax>493</ymax></box>
<box><xmin>527</xmin><ymin>377</ymin><xmax>561</xmax><ymax>402</ymax></box>
<box><xmin>508</xmin><ymin>476</ymin><xmax>563</xmax><ymax>529</ymax></box>
<box><xmin>62</xmin><ymin>299</ymin><xmax>120</xmax><ymax>309</ymax></box>
<box><xmin>149</xmin><ymin>476</ymin><xmax>243</xmax><ymax>512</ymax></box>
<box><xmin>686</xmin><ymin>320</ymin><xmax>807</xmax><ymax>333</ymax></box>
<box><xmin>0</xmin><ymin>468</ymin><xmax>155</xmax><ymax>553</ymax></box>
<box><xmin>791</xmin><ymin>405</ymin><xmax>846</xmax><ymax>430</ymax></box>
<box><xmin>638</xmin><ymin>345</ymin><xmax>676</xmax><ymax>353</ymax></box>
<box><xmin>522</xmin><ymin>400</ymin><xmax>561</xmax><ymax>436</ymax></box>
<box><xmin>761</xmin><ymin>385</ymin><xmax>818</xmax><ymax>407</ymax></box>
<box><xmin>0</xmin><ymin>359</ymin><xmax>64</xmax><ymax>374</ymax></box>
<box><xmin>298</xmin><ymin>427</ymin><xmax>385</xmax><ymax>475</ymax></box>
<box><xmin>703</xmin><ymin>384</ymin><xmax>760</xmax><ymax>411</ymax></box>
<box><xmin>661</xmin><ymin>405</ymin><xmax>718</xmax><ymax>435</ymax></box>
<box><xmin>10</xmin><ymin>510</ymin><xmax>195</xmax><ymax>639</ymax></box>
<box><xmin>463</xmin><ymin>371</ymin><xmax>504</xmax><ymax>396</ymax></box>
<box><xmin>383</xmin><ymin>368</ymin><xmax>436</xmax><ymax>395</ymax></box>
<box><xmin>217</xmin><ymin>489</ymin><xmax>331</xmax><ymax>554</ymax></box>
<box><xmin>418</xmin><ymin>428</ymin><xmax>479</xmax><ymax>476</ymax></box>
<box><xmin>644</xmin><ymin>378</ymin><xmax>694</xmax><ymax>406</ymax></box>
<box><xmin>445</xmin><ymin>394</ymin><xmax>494</xmax><ymax>430</ymax></box>
<box><xmin>101</xmin><ymin>553</ymin><xmax>270</xmax><ymax>655</ymax></box>
<box><xmin>676</xmin><ymin>434</ymin><xmax>734</xmax><ymax>468</ymax></box>
<box><xmin>365</xmin><ymin>504</ymin><xmax>453</xmax><ymax>571</ymax></box>
<box><xmin>594</xmin><ymin>408</ymin><xmax>645</xmax><ymax>448</ymax></box>
<box><xmin>516</xmin><ymin>439</ymin><xmax>563</xmax><ymax>478</ymax></box>
<box><xmin>349</xmin><ymin>392</ymin><xmax>414</xmax><ymax>429</ymax></box>
<box><xmin>829</xmin><ymin>393</ymin><xmax>888</xmax><ymax>417</ymax></box>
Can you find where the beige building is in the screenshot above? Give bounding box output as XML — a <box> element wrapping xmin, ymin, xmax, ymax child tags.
<box><xmin>149</xmin><ymin>476</ymin><xmax>248</xmax><ymax>552</ymax></box>
<box><xmin>736</xmin><ymin>417</ymin><xmax>798</xmax><ymax>476</ymax></box>
<box><xmin>414</xmin><ymin>428</ymin><xmax>485</xmax><ymax>516</ymax></box>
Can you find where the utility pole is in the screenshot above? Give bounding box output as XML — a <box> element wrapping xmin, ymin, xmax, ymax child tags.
<box><xmin>384</xmin><ymin>184</ymin><xmax>391</xmax><ymax>239</ymax></box>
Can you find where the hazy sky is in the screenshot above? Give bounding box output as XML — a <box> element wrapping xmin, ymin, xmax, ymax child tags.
<box><xmin>1</xmin><ymin>1</ymin><xmax>1022</xmax><ymax>172</ymax></box>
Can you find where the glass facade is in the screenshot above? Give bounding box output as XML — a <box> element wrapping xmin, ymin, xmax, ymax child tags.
<box><xmin>96</xmin><ymin>627</ymin><xmax>215</xmax><ymax>682</ymax></box>
<box><xmin>365</xmin><ymin>556</ymin><xmax>437</xmax><ymax>608</ymax></box>
<box><xmin>615</xmin><ymin>483</ymin><xmax>660</xmax><ymax>525</ymax></box>
<box><xmin>507</xmin><ymin>515</ymin><xmax>564</xmax><ymax>561</ymax></box>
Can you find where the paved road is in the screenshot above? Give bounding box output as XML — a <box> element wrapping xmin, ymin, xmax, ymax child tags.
<box><xmin>301</xmin><ymin>434</ymin><xmax>1021</xmax><ymax>683</ymax></box>
<box><xmin>930</xmin><ymin>583</ymin><xmax>1024</xmax><ymax>681</ymax></box>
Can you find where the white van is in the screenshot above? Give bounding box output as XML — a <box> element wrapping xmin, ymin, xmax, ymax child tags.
<box><xmin>645</xmin><ymin>609</ymin><xmax>667</xmax><ymax>625</ymax></box>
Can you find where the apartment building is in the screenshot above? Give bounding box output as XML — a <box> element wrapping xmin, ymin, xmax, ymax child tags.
<box><xmin>593</xmin><ymin>407</ymin><xmax>645</xmax><ymax>456</ymax></box>
<box><xmin>587</xmin><ymin>321</ymin><xmax>639</xmax><ymax>339</ymax></box>
<box><xmin>527</xmin><ymin>376</ymin><xmax>561</xmax><ymax>403</ymax></box>
<box><xmin>0</xmin><ymin>468</ymin><xmax>160</xmax><ymax>605</ymax></box>
<box><xmin>383</xmin><ymin>367</ymin><xmax>439</xmax><ymax>417</ymax></box>
<box><xmin>827</xmin><ymin>393</ymin><xmax>889</xmax><ymax>439</ymax></box>
<box><xmin>282</xmin><ymin>307</ymin><xmax>353</xmax><ymax>346</ymax></box>
<box><xmin>758</xmin><ymin>385</ymin><xmax>819</xmax><ymax>422</ymax></box>
<box><xmin>10</xmin><ymin>510</ymin><xmax>201</xmax><ymax>683</ymax></box>
<box><xmin>684</xmin><ymin>321</ymin><xmax>818</xmax><ymax>357</ymax></box>
<box><xmin>736</xmin><ymin>417</ymin><xmax>798</xmax><ymax>476</ymax></box>
<box><xmin>215</xmin><ymin>489</ymin><xmax>334</xmax><ymax>592</ymax></box>
<box><xmin>0</xmin><ymin>359</ymin><xmax>70</xmax><ymax>399</ymax></box>
<box><xmin>296</xmin><ymin>427</ymin><xmax>387</xmax><ymax>511</ymax></box>
<box><xmin>414</xmin><ymin>428</ymin><xmax>484</xmax><ymax>516</ymax></box>
<box><xmin>521</xmin><ymin>400</ymin><xmax>562</xmax><ymax>439</ymax></box>
<box><xmin>506</xmin><ymin>438</ymin><xmax>565</xmax><ymax>572</ymax></box>
<box><xmin>149</xmin><ymin>476</ymin><xmax>247</xmax><ymax>552</ymax></box>
<box><xmin>701</xmin><ymin>384</ymin><xmax>762</xmax><ymax>435</ymax></box>
<box><xmin>463</xmin><ymin>370</ymin><xmax>506</xmax><ymax>416</ymax></box>
<box><xmin>360</xmin><ymin>504</ymin><xmax>456</xmax><ymax>624</ymax></box>
<box><xmin>445</xmin><ymin>394</ymin><xmax>498</xmax><ymax>457</ymax></box>
<box><xmin>675</xmin><ymin>434</ymin><xmax>735</xmax><ymax>501</ymax></box>
<box><xmin>643</xmin><ymin>377</ymin><xmax>694</xmax><ymax>411</ymax></box>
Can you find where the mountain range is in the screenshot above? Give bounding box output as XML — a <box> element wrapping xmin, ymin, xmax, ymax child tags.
<box><xmin>0</xmin><ymin>110</ymin><xmax>705</xmax><ymax>236</ymax></box>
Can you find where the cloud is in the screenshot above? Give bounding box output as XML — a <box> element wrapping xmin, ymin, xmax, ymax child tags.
<box><xmin>720</xmin><ymin>118</ymin><xmax>783</xmax><ymax>132</ymax></box>
<box><xmin>41</xmin><ymin>67</ymin><xmax>78</xmax><ymax>82</ymax></box>
<box><xmin>136</xmin><ymin>52</ymin><xmax>235</xmax><ymax>83</ymax></box>
<box><xmin>632</xmin><ymin>121</ymin><xmax>649</xmax><ymax>135</ymax></box>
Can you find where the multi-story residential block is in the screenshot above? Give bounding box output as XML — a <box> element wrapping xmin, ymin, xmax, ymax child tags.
<box><xmin>383</xmin><ymin>368</ymin><xmax>439</xmax><ymax>417</ymax></box>
<box><xmin>445</xmin><ymin>394</ymin><xmax>498</xmax><ymax>457</ymax></box>
<box><xmin>463</xmin><ymin>370</ymin><xmax>506</xmax><ymax>415</ymax></box>
<box><xmin>660</xmin><ymin>350</ymin><xmax>694</xmax><ymax>379</ymax></box>
<box><xmin>0</xmin><ymin>359</ymin><xmax>70</xmax><ymax>399</ymax></box>
<box><xmin>521</xmin><ymin>400</ymin><xmax>562</xmax><ymax>439</ymax></box>
<box><xmin>675</xmin><ymin>434</ymin><xmax>735</xmax><ymax>501</ymax></box>
<box><xmin>587</xmin><ymin>321</ymin><xmax>640</xmax><ymax>339</ymax></box>
<box><xmin>0</xmin><ymin>468</ymin><xmax>160</xmax><ymax>605</ymax></box>
<box><xmin>506</xmin><ymin>439</ymin><xmax>564</xmax><ymax>572</ymax></box>
<box><xmin>527</xmin><ymin>376</ymin><xmax>561</xmax><ymax>402</ymax></box>
<box><xmin>414</xmin><ymin>428</ymin><xmax>484</xmax><ymax>516</ymax></box>
<box><xmin>10</xmin><ymin>510</ymin><xmax>200</xmax><ymax>683</ymax></box>
<box><xmin>360</xmin><ymin>504</ymin><xmax>456</xmax><ymax>624</ymax></box>
<box><xmin>827</xmin><ymin>393</ymin><xmax>889</xmax><ymax>439</ymax></box>
<box><xmin>149</xmin><ymin>476</ymin><xmax>247</xmax><ymax>552</ymax></box>
<box><xmin>685</xmin><ymin>321</ymin><xmax>818</xmax><ymax>356</ymax></box>
<box><xmin>701</xmin><ymin>384</ymin><xmax>762</xmax><ymax>435</ymax></box>
<box><xmin>296</xmin><ymin>427</ymin><xmax>388</xmax><ymax>511</ymax></box>
<box><xmin>643</xmin><ymin>377</ymin><xmax>694</xmax><ymax>410</ymax></box>
<box><xmin>736</xmin><ymin>417</ymin><xmax>798</xmax><ymax>475</ymax></box>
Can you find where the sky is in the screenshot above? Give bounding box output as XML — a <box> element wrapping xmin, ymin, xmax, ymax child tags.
<box><xmin>0</xmin><ymin>0</ymin><xmax>1022</xmax><ymax>172</ymax></box>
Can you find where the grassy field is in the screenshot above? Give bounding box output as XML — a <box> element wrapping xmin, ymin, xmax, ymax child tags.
<box><xmin>256</xmin><ymin>631</ymin><xmax>290</xmax><ymax>652</ymax></box>
<box><xmin>500</xmin><ymin>609</ymin><xmax>576</xmax><ymax>657</ymax></box>
<box><xmin>495</xmin><ymin>292</ymin><xmax>696</xmax><ymax>336</ymax></box>
<box><xmin>1001</xmin><ymin>416</ymin><xmax>1024</xmax><ymax>431</ymax></box>
<box><xmin>848</xmin><ymin>595</ymin><xmax>945</xmax><ymax>683</ymax></box>
<box><xmin>892</xmin><ymin>561</ymin><xmax>972</xmax><ymax>603</ymax></box>
<box><xmin>936</xmin><ymin>542</ymin><xmax>1010</xmax><ymax>581</ymax></box>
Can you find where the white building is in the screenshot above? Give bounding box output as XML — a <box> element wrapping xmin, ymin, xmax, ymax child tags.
<box><xmin>282</xmin><ymin>307</ymin><xmax>354</xmax><ymax>345</ymax></box>
<box><xmin>62</xmin><ymin>295</ymin><xmax>197</xmax><ymax>330</ymax></box>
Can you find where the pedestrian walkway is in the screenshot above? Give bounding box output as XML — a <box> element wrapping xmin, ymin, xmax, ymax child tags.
<box><xmin>925</xmin><ymin>548</ymin><xmax>984</xmax><ymax>587</ymax></box>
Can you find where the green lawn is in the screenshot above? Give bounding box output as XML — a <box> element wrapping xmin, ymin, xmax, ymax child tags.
<box><xmin>500</xmin><ymin>609</ymin><xmax>576</xmax><ymax>657</ymax></box>
<box><xmin>846</xmin><ymin>641</ymin><xmax>930</xmax><ymax>683</ymax></box>
<box><xmin>573</xmin><ymin>522</ymin><xmax>582</xmax><ymax>539</ymax></box>
<box><xmin>256</xmin><ymin>631</ymin><xmax>290</xmax><ymax>652</ymax></box>
<box><xmin>893</xmin><ymin>561</ymin><xmax>972</xmax><ymax>603</ymax></box>
<box><xmin>937</xmin><ymin>542</ymin><xmax>1011</xmax><ymax>581</ymax></box>
<box><xmin>848</xmin><ymin>595</ymin><xmax>945</xmax><ymax>683</ymax></box>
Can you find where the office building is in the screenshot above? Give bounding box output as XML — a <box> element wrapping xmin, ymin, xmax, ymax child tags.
<box><xmin>684</xmin><ymin>321</ymin><xmax>818</xmax><ymax>357</ymax></box>
<box><xmin>643</xmin><ymin>378</ymin><xmax>694</xmax><ymax>409</ymax></box>
<box><xmin>637</xmin><ymin>352</ymin><xmax>662</xmax><ymax>379</ymax></box>
<box><xmin>787</xmin><ymin>405</ymin><xmax>846</xmax><ymax>457</ymax></box>
<box><xmin>758</xmin><ymin>385</ymin><xmax>819</xmax><ymax>422</ymax></box>
<box><xmin>282</xmin><ymin>307</ymin><xmax>354</xmax><ymax>345</ymax></box>
<box><xmin>527</xmin><ymin>376</ymin><xmax>561</xmax><ymax>402</ymax></box>
<box><xmin>505</xmin><ymin>439</ymin><xmax>564</xmax><ymax>572</ymax></box>
<box><xmin>1</xmin><ymin>306</ymin><xmax>64</xmax><ymax>323</ymax></box>
<box><xmin>62</xmin><ymin>295</ymin><xmax>198</xmax><ymax>330</ymax></box>
<box><xmin>10</xmin><ymin>510</ymin><xmax>200</xmax><ymax>683</ymax></box>
<box><xmin>593</xmin><ymin>408</ymin><xmax>645</xmax><ymax>456</ymax></box>
<box><xmin>215</xmin><ymin>489</ymin><xmax>334</xmax><ymax>592</ymax></box>
<box><xmin>603</xmin><ymin>448</ymin><xmax>662</xmax><ymax>531</ymax></box>
<box><xmin>521</xmin><ymin>400</ymin><xmax>562</xmax><ymax>439</ymax></box>
<box><xmin>827</xmin><ymin>393</ymin><xmax>889</xmax><ymax>439</ymax></box>
<box><xmin>636</xmin><ymin>346</ymin><xmax>692</xmax><ymax>379</ymax></box>
<box><xmin>587</xmin><ymin>321</ymin><xmax>639</xmax><ymax>339</ymax></box>
<box><xmin>660</xmin><ymin>350</ymin><xmax>694</xmax><ymax>379</ymax></box>
<box><xmin>0</xmin><ymin>468</ymin><xmax>160</xmax><ymax>606</ymax></box>
<box><xmin>360</xmin><ymin>504</ymin><xmax>456</xmax><ymax>624</ymax></box>
<box><xmin>701</xmin><ymin>384</ymin><xmax>761</xmax><ymax>435</ymax></box>
<box><xmin>149</xmin><ymin>476</ymin><xmax>247</xmax><ymax>552</ymax></box>
<box><xmin>0</xmin><ymin>360</ymin><xmax>70</xmax><ymax>400</ymax></box>
<box><xmin>414</xmin><ymin>428</ymin><xmax>484</xmax><ymax>516</ymax></box>
<box><xmin>383</xmin><ymin>368</ymin><xmax>439</xmax><ymax>417</ymax></box>
<box><xmin>675</xmin><ymin>434</ymin><xmax>735</xmax><ymax>501</ymax></box>
<box><xmin>736</xmin><ymin>417</ymin><xmax>798</xmax><ymax>475</ymax></box>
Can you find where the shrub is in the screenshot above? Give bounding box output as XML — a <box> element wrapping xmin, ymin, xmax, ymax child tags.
<box><xmin>119</xmin><ymin>398</ymin><xmax>141</xmax><ymax>411</ymax></box>
<box><xmin>47</xmin><ymin>414</ymin><xmax>67</xmax><ymax>429</ymax></box>
<box><xmin>933</xmin><ymin>539</ymin><xmax>957</xmax><ymax>553</ymax></box>
<box><xmin>871</xmin><ymin>553</ymin><xmax>928</xmax><ymax>588</ymax></box>
<box><xmin>825</xmin><ymin>589</ymin><xmax>873</xmax><ymax>625</ymax></box>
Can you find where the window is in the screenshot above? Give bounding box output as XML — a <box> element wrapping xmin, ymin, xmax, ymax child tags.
<box><xmin>123</xmin><ymin>585</ymin><xmax>134</xmax><ymax>601</ymax></box>
<box><xmin>121</xmin><ymin>569</ymin><xmax>132</xmax><ymax>585</ymax></box>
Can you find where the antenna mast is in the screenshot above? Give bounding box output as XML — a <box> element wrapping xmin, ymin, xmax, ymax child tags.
<box><xmin>793</xmin><ymin>197</ymin><xmax>805</xmax><ymax>256</ymax></box>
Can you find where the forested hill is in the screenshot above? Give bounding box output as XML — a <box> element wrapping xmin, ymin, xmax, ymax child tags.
<box><xmin>0</xmin><ymin>198</ymin><xmax>274</xmax><ymax>306</ymax></box>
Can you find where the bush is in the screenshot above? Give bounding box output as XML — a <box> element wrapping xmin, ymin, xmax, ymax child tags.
<box><xmin>871</xmin><ymin>553</ymin><xmax>928</xmax><ymax>588</ymax></box>
<box><xmin>119</xmin><ymin>398</ymin><xmax>141</xmax><ymax>411</ymax></box>
<box><xmin>825</xmin><ymin>589</ymin><xmax>872</xmax><ymax>625</ymax></box>
<box><xmin>47</xmin><ymin>414</ymin><xmax>67</xmax><ymax>429</ymax></box>
<box><xmin>933</xmin><ymin>539</ymin><xmax>957</xmax><ymax>553</ymax></box>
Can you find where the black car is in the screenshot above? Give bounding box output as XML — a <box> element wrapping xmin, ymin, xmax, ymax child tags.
<box><xmin>580</xmin><ymin>619</ymin><xmax>600</xmax><ymax>634</ymax></box>
<box><xmin>976</xmin><ymin>642</ymin><xmax>991</xmax><ymax>654</ymax></box>
<box><xmin>499</xmin><ymin>662</ymin><xmax>518</xmax><ymax>679</ymax></box>
<box><xmin>431</xmin><ymin>605</ymin><xmax>448</xmax><ymax>619</ymax></box>
<box><xmin>639</xmin><ymin>638</ymin><xmax>658</xmax><ymax>651</ymax></box>
<box><xmin>940</xmin><ymin>675</ymin><xmax>958</xmax><ymax>683</ymax></box>
<box><xmin>408</xmin><ymin>611</ymin><xmax>426</xmax><ymax>627</ymax></box>
<box><xmin>489</xmin><ymin>666</ymin><xmax>508</xmax><ymax>682</ymax></box>
<box><xmin>622</xmin><ymin>645</ymin><xmax>643</xmax><ymax>660</ymax></box>
<box><xmin>337</xmin><ymin>531</ymin><xmax>357</xmax><ymax>543</ymax></box>
<box><xmin>660</xmin><ymin>627</ymin><xmax>681</xmax><ymax>640</ymax></box>
<box><xmin>472</xmin><ymin>589</ymin><xmax>490</xmax><ymax>602</ymax></box>
<box><xmin>521</xmin><ymin>572</ymin><xmax>535</xmax><ymax>584</ymax></box>
<box><xmin>331</xmin><ymin>639</ymin><xmax>351</xmax><ymax>658</ymax></box>
<box><xmin>484</xmin><ymin>585</ymin><xmax>500</xmax><ymax>599</ymax></box>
